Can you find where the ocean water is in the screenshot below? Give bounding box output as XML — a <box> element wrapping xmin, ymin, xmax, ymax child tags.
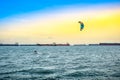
<box><xmin>0</xmin><ymin>46</ymin><xmax>120</xmax><ymax>80</ymax></box>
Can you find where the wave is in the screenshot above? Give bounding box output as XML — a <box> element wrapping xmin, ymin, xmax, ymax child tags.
<box><xmin>110</xmin><ymin>72</ymin><xmax>120</xmax><ymax>77</ymax></box>
<box><xmin>0</xmin><ymin>67</ymin><xmax>55</xmax><ymax>75</ymax></box>
<box><xmin>64</xmin><ymin>70</ymin><xmax>107</xmax><ymax>77</ymax></box>
<box><xmin>0</xmin><ymin>76</ymin><xmax>60</xmax><ymax>80</ymax></box>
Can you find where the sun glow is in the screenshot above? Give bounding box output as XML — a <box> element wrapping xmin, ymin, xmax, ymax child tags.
<box><xmin>0</xmin><ymin>5</ymin><xmax>120</xmax><ymax>44</ymax></box>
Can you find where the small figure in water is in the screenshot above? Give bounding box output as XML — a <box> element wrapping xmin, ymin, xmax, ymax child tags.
<box><xmin>34</xmin><ymin>50</ymin><xmax>38</xmax><ymax>54</ymax></box>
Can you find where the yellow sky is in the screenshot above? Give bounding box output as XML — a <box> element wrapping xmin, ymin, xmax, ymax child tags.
<box><xmin>0</xmin><ymin>6</ymin><xmax>120</xmax><ymax>44</ymax></box>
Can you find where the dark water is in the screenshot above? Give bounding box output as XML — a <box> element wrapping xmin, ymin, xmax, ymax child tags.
<box><xmin>0</xmin><ymin>46</ymin><xmax>120</xmax><ymax>80</ymax></box>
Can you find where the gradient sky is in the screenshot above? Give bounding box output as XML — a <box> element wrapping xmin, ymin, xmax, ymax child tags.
<box><xmin>0</xmin><ymin>0</ymin><xmax>120</xmax><ymax>44</ymax></box>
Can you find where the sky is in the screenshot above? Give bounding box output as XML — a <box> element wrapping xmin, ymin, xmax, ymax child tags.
<box><xmin>0</xmin><ymin>0</ymin><xmax>120</xmax><ymax>44</ymax></box>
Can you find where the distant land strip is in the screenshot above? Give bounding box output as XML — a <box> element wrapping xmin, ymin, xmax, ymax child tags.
<box><xmin>0</xmin><ymin>43</ymin><xmax>120</xmax><ymax>46</ymax></box>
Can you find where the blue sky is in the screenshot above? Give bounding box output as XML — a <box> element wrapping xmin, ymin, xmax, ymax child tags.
<box><xmin>0</xmin><ymin>0</ymin><xmax>120</xmax><ymax>44</ymax></box>
<box><xmin>0</xmin><ymin>0</ymin><xmax>120</xmax><ymax>19</ymax></box>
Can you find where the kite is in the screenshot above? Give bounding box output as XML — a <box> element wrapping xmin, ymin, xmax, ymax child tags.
<box><xmin>78</xmin><ymin>21</ymin><xmax>84</xmax><ymax>31</ymax></box>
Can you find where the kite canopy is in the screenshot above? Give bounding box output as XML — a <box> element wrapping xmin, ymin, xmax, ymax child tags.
<box><xmin>78</xmin><ymin>21</ymin><xmax>84</xmax><ymax>31</ymax></box>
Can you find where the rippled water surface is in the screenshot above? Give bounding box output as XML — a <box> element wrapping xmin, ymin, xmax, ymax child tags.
<box><xmin>0</xmin><ymin>46</ymin><xmax>120</xmax><ymax>80</ymax></box>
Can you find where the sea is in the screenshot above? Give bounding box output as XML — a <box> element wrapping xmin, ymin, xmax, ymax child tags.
<box><xmin>0</xmin><ymin>46</ymin><xmax>120</xmax><ymax>80</ymax></box>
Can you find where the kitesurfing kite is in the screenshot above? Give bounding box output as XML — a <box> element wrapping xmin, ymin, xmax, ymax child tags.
<box><xmin>78</xmin><ymin>21</ymin><xmax>84</xmax><ymax>31</ymax></box>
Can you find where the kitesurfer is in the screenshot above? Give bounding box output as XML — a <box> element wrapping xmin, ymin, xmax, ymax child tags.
<box><xmin>34</xmin><ymin>50</ymin><xmax>38</xmax><ymax>54</ymax></box>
